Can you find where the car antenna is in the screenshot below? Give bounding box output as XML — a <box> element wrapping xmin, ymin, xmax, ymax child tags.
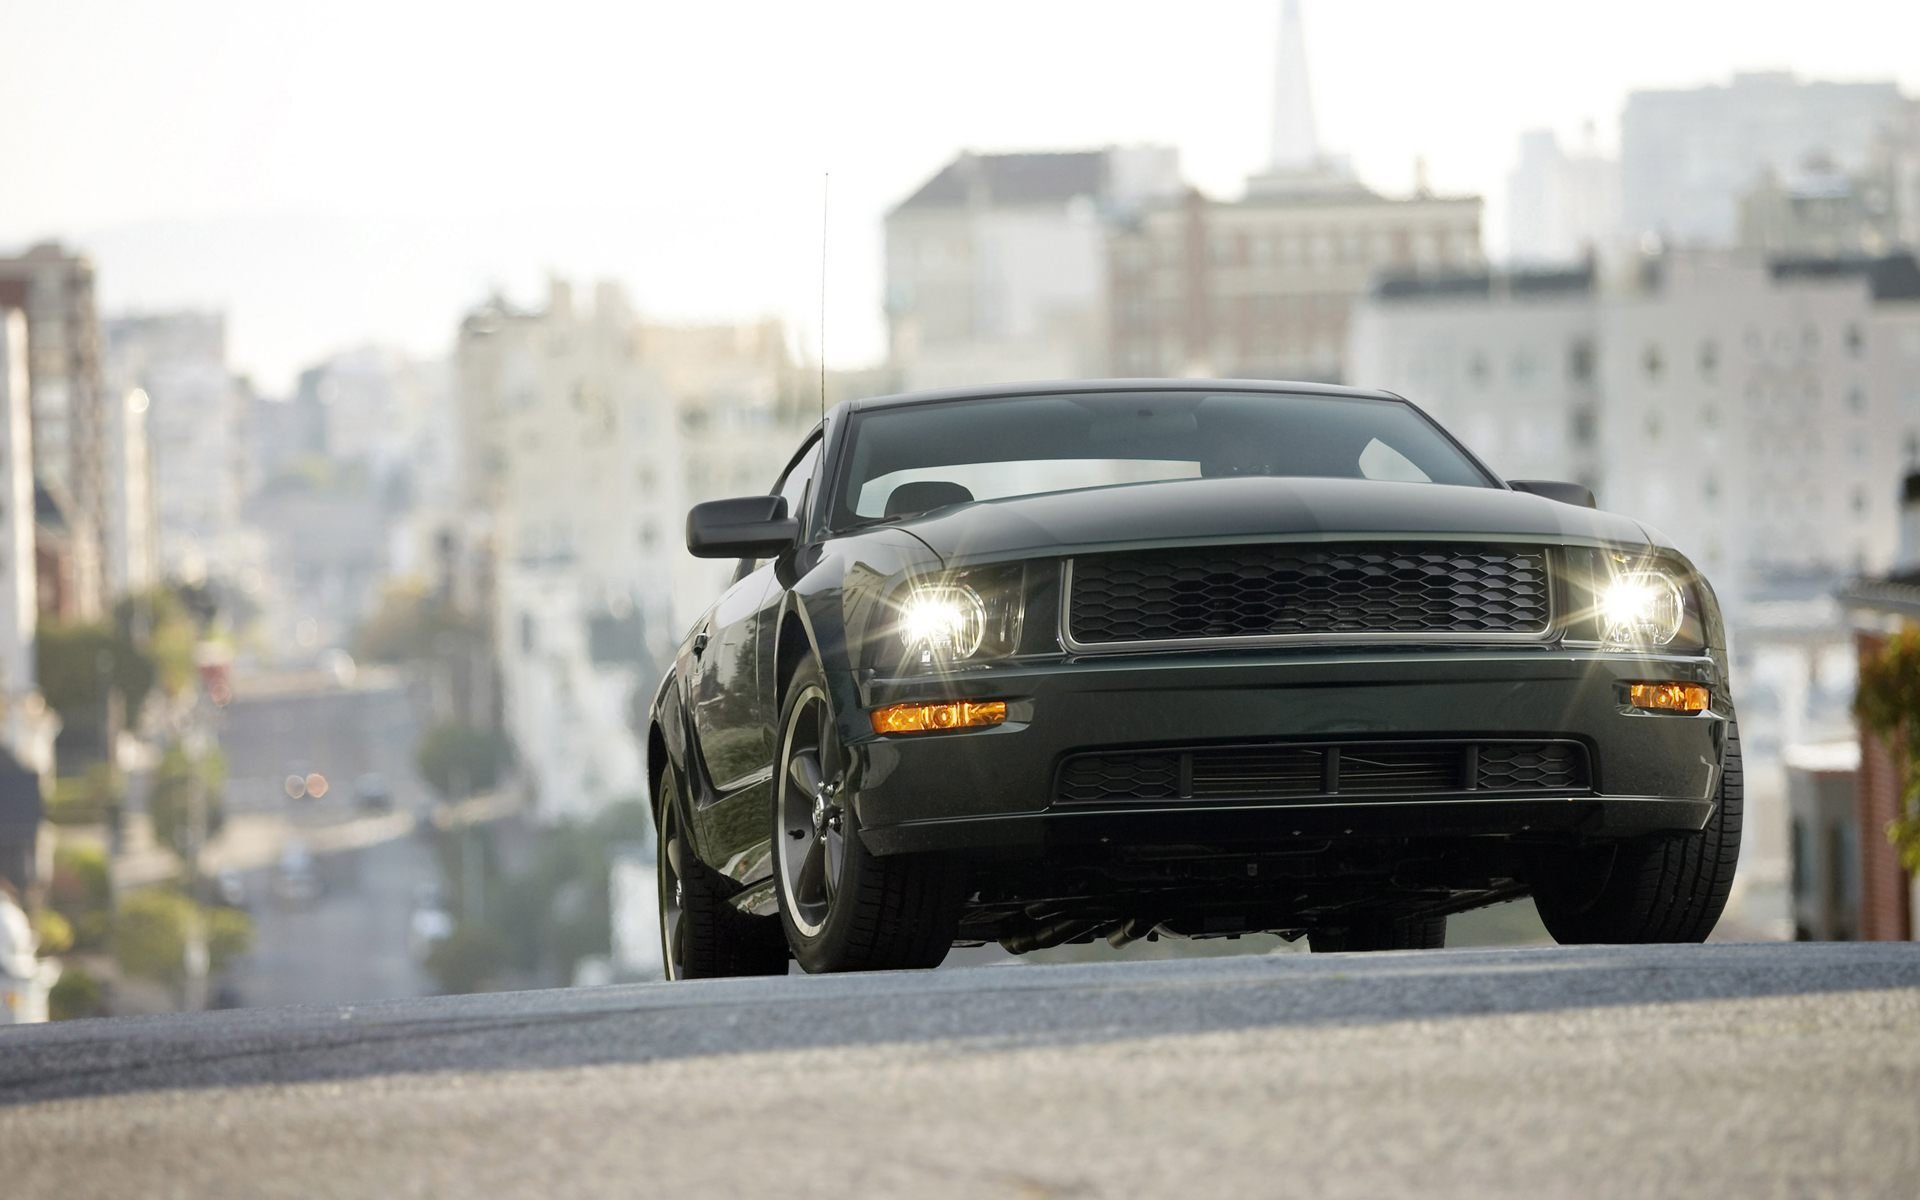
<box><xmin>819</xmin><ymin>170</ymin><xmax>829</xmax><ymax>425</ymax></box>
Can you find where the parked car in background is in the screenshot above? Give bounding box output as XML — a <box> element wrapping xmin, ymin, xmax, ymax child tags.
<box><xmin>355</xmin><ymin>773</ymin><xmax>394</xmax><ymax>814</ymax></box>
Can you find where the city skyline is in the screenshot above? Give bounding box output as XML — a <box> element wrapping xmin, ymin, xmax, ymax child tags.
<box><xmin>7</xmin><ymin>0</ymin><xmax>1920</xmax><ymax>391</ymax></box>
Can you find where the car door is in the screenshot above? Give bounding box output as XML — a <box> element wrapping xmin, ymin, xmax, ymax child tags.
<box><xmin>688</xmin><ymin>432</ymin><xmax>823</xmax><ymax>796</ymax></box>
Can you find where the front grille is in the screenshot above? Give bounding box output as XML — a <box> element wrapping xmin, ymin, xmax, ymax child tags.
<box><xmin>1476</xmin><ymin>742</ymin><xmax>1582</xmax><ymax>791</ymax></box>
<box><xmin>1066</xmin><ymin>542</ymin><xmax>1550</xmax><ymax>647</ymax></box>
<box><xmin>1055</xmin><ymin>740</ymin><xmax>1591</xmax><ymax>805</ymax></box>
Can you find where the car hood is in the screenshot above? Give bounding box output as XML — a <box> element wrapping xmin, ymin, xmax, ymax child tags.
<box><xmin>881</xmin><ymin>476</ymin><xmax>1656</xmax><ymax>563</ymax></box>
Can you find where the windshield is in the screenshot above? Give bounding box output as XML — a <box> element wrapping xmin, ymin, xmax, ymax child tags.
<box><xmin>834</xmin><ymin>390</ymin><xmax>1494</xmax><ymax>526</ymax></box>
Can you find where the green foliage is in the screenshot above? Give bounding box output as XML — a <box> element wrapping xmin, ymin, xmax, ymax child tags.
<box><xmin>206</xmin><ymin>904</ymin><xmax>253</xmax><ymax>966</ymax></box>
<box><xmin>424</xmin><ymin>925</ymin><xmax>506</xmax><ymax>994</ymax></box>
<box><xmin>46</xmin><ymin>765</ymin><xmax>124</xmax><ymax>826</ymax></box>
<box><xmin>110</xmin><ymin>887</ymin><xmax>253</xmax><ymax>986</ymax></box>
<box><xmin>112</xmin><ymin>888</ymin><xmax>193</xmax><ymax>985</ymax></box>
<box><xmin>36</xmin><ymin>585</ymin><xmax>208</xmax><ymax>746</ymax></box>
<box><xmin>32</xmin><ymin>907</ymin><xmax>74</xmax><ymax>956</ymax></box>
<box><xmin>416</xmin><ymin>723</ymin><xmax>509</xmax><ymax>801</ymax></box>
<box><xmin>48</xmin><ymin>967</ymin><xmax>106</xmax><ymax>1020</ymax></box>
<box><xmin>49</xmin><ymin>843</ymin><xmax>113</xmax><ymax>952</ymax></box>
<box><xmin>453</xmin><ymin>800</ymin><xmax>651</xmax><ymax>989</ymax></box>
<box><xmin>354</xmin><ymin>582</ymin><xmax>485</xmax><ymax>665</ymax></box>
<box><xmin>148</xmin><ymin>747</ymin><xmax>227</xmax><ymax>856</ymax></box>
<box><xmin>1856</xmin><ymin>628</ymin><xmax>1920</xmax><ymax>870</ymax></box>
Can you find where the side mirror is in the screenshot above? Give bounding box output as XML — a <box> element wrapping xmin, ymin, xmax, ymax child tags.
<box><xmin>686</xmin><ymin>495</ymin><xmax>799</xmax><ymax>559</ymax></box>
<box><xmin>1508</xmin><ymin>479</ymin><xmax>1596</xmax><ymax>509</ymax></box>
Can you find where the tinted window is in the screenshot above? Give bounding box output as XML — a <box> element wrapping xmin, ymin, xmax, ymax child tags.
<box><xmin>834</xmin><ymin>390</ymin><xmax>1490</xmax><ymax>526</ymax></box>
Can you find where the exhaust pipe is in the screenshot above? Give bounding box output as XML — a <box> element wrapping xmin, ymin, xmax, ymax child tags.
<box><xmin>1000</xmin><ymin>917</ymin><xmax>1105</xmax><ymax>955</ymax></box>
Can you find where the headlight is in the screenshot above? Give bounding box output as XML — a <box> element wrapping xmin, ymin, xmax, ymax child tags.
<box><xmin>898</xmin><ymin>585</ymin><xmax>988</xmax><ymax>660</ymax></box>
<box><xmin>1600</xmin><ymin>569</ymin><xmax>1686</xmax><ymax>648</ymax></box>
<box><xmin>892</xmin><ymin>564</ymin><xmax>1025</xmax><ymax>669</ymax></box>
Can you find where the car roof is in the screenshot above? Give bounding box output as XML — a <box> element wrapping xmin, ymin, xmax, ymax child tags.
<box><xmin>838</xmin><ymin>378</ymin><xmax>1405</xmax><ymax>417</ymax></box>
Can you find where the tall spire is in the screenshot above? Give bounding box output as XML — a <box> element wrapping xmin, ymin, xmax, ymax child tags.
<box><xmin>1269</xmin><ymin>0</ymin><xmax>1320</xmax><ymax>172</ymax></box>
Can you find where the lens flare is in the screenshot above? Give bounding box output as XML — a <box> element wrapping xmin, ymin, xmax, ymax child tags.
<box><xmin>1600</xmin><ymin>570</ymin><xmax>1685</xmax><ymax>647</ymax></box>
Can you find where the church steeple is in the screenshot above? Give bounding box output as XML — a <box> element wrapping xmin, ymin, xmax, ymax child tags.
<box><xmin>1247</xmin><ymin>0</ymin><xmax>1363</xmax><ymax>197</ymax></box>
<box><xmin>1269</xmin><ymin>0</ymin><xmax>1320</xmax><ymax>172</ymax></box>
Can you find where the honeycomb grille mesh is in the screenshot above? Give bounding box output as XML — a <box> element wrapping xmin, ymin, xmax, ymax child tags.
<box><xmin>1067</xmin><ymin>543</ymin><xmax>1550</xmax><ymax>645</ymax></box>
<box><xmin>1055</xmin><ymin>741</ymin><xmax>1590</xmax><ymax>805</ymax></box>
<box><xmin>1476</xmin><ymin>743</ymin><xmax>1582</xmax><ymax>792</ymax></box>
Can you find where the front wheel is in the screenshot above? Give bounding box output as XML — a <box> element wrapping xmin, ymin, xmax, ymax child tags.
<box><xmin>1533</xmin><ymin>719</ymin><xmax>1744</xmax><ymax>944</ymax></box>
<box><xmin>773</xmin><ymin>660</ymin><xmax>962</xmax><ymax>973</ymax></box>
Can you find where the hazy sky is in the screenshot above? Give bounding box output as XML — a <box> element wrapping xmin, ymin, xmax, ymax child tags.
<box><xmin>5</xmin><ymin>0</ymin><xmax>1920</xmax><ymax>391</ymax></box>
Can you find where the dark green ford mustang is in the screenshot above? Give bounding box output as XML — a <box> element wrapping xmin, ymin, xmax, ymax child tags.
<box><xmin>648</xmin><ymin>381</ymin><xmax>1740</xmax><ymax>977</ymax></box>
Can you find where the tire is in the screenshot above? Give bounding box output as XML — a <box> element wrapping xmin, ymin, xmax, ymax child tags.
<box><xmin>657</xmin><ymin>764</ymin><xmax>787</xmax><ymax>980</ymax></box>
<box><xmin>773</xmin><ymin>658</ymin><xmax>962</xmax><ymax>973</ymax></box>
<box><xmin>1311</xmin><ymin>912</ymin><xmax>1447</xmax><ymax>952</ymax></box>
<box><xmin>1534</xmin><ymin>718</ymin><xmax>1744</xmax><ymax>944</ymax></box>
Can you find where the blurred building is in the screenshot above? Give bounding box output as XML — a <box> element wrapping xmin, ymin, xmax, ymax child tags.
<box><xmin>884</xmin><ymin>145</ymin><xmax>1182</xmax><ymax>390</ymax></box>
<box><xmin>1111</xmin><ymin>184</ymin><xmax>1483</xmax><ymax>383</ymax></box>
<box><xmin>636</xmin><ymin>317</ymin><xmax>816</xmax><ymax>621</ymax></box>
<box><xmin>1107</xmin><ymin>1</ymin><xmax>1481</xmax><ymax>383</ymax></box>
<box><xmin>457</xmin><ymin>281</ymin><xmax>681</xmax><ymax>820</ymax></box>
<box><xmin>1350</xmin><ymin>251</ymin><xmax>1920</xmax><ymax>604</ymax></box>
<box><xmin>1836</xmin><ymin>473</ymin><xmax>1920</xmax><ymax>941</ymax></box>
<box><xmin>1783</xmin><ymin>741</ymin><xmax>1864</xmax><ymax>940</ymax></box>
<box><xmin>100</xmin><ymin>385</ymin><xmax>156</xmax><ymax>597</ymax></box>
<box><xmin>1737</xmin><ymin>158</ymin><xmax>1902</xmax><ymax>258</ymax></box>
<box><xmin>1621</xmin><ymin>72</ymin><xmax>1905</xmax><ymax>246</ymax></box>
<box><xmin>102</xmin><ymin>312</ymin><xmax>249</xmax><ymax>585</ymax></box>
<box><xmin>1506</xmin><ymin>126</ymin><xmax>1622</xmax><ymax>264</ymax></box>
<box><xmin>0</xmin><ymin>311</ymin><xmax>57</xmax><ymax>787</ymax></box>
<box><xmin>0</xmin><ymin>243</ymin><xmax>109</xmax><ymax>617</ymax></box>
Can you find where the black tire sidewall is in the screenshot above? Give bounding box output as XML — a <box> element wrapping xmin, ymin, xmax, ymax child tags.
<box><xmin>772</xmin><ymin>658</ymin><xmax>866</xmax><ymax>972</ymax></box>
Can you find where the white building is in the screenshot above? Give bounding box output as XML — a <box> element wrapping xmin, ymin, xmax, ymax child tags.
<box><xmin>0</xmin><ymin>311</ymin><xmax>56</xmax><ymax>782</ymax></box>
<box><xmin>458</xmin><ymin>281</ymin><xmax>686</xmax><ymax>821</ymax></box>
<box><xmin>1621</xmin><ymin>72</ymin><xmax>1906</xmax><ymax>246</ymax></box>
<box><xmin>635</xmin><ymin>318</ymin><xmax>816</xmax><ymax>626</ymax></box>
<box><xmin>102</xmin><ymin>312</ymin><xmax>248</xmax><ymax>584</ymax></box>
<box><xmin>101</xmin><ymin>386</ymin><xmax>156</xmax><ymax>598</ymax></box>
<box><xmin>1506</xmin><ymin>127</ymin><xmax>1621</xmax><ymax>264</ymax></box>
<box><xmin>885</xmin><ymin>145</ymin><xmax>1182</xmax><ymax>390</ymax></box>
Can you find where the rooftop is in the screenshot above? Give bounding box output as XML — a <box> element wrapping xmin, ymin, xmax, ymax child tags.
<box><xmin>892</xmin><ymin>151</ymin><xmax>1110</xmax><ymax>214</ymax></box>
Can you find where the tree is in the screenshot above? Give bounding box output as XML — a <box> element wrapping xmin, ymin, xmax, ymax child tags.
<box><xmin>416</xmin><ymin>723</ymin><xmax>509</xmax><ymax>800</ymax></box>
<box><xmin>1854</xmin><ymin>627</ymin><xmax>1920</xmax><ymax>870</ymax></box>
<box><xmin>147</xmin><ymin>745</ymin><xmax>227</xmax><ymax>856</ymax></box>
<box><xmin>354</xmin><ymin>582</ymin><xmax>485</xmax><ymax>665</ymax></box>
<box><xmin>111</xmin><ymin>887</ymin><xmax>251</xmax><ymax>988</ymax></box>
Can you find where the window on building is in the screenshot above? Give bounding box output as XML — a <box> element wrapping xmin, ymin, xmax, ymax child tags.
<box><xmin>1570</xmin><ymin>405</ymin><xmax>1597</xmax><ymax>447</ymax></box>
<box><xmin>1698</xmin><ymin>339</ymin><xmax>1718</xmax><ymax>378</ymax></box>
<box><xmin>1468</xmin><ymin>353</ymin><xmax>1489</xmax><ymax>386</ymax></box>
<box><xmin>1643</xmin><ymin>344</ymin><xmax>1664</xmax><ymax>382</ymax></box>
<box><xmin>1568</xmin><ymin>338</ymin><xmax>1594</xmax><ymax>382</ymax></box>
<box><xmin>1845</xmin><ymin>323</ymin><xmax>1864</xmax><ymax>357</ymax></box>
<box><xmin>1847</xmin><ymin>387</ymin><xmax>1866</xmax><ymax>414</ymax></box>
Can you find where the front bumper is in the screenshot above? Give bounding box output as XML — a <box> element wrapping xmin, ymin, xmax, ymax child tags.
<box><xmin>838</xmin><ymin>647</ymin><xmax>1729</xmax><ymax>857</ymax></box>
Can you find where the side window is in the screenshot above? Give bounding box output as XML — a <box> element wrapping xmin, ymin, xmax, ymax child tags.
<box><xmin>736</xmin><ymin>437</ymin><xmax>823</xmax><ymax>581</ymax></box>
<box><xmin>774</xmin><ymin>439</ymin><xmax>824</xmax><ymax>530</ymax></box>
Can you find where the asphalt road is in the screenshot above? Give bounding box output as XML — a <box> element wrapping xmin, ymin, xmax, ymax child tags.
<box><xmin>4</xmin><ymin>942</ymin><xmax>1917</xmax><ymax>1197</ymax></box>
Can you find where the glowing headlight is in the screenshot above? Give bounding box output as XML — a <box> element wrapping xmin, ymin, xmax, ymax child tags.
<box><xmin>898</xmin><ymin>585</ymin><xmax>988</xmax><ymax>662</ymax></box>
<box><xmin>1601</xmin><ymin>570</ymin><xmax>1686</xmax><ymax>648</ymax></box>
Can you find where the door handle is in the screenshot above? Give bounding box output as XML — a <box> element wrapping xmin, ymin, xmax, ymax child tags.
<box><xmin>691</xmin><ymin>630</ymin><xmax>710</xmax><ymax>657</ymax></box>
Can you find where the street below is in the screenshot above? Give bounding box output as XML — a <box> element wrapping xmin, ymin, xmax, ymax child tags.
<box><xmin>4</xmin><ymin>942</ymin><xmax>1916</xmax><ymax>1197</ymax></box>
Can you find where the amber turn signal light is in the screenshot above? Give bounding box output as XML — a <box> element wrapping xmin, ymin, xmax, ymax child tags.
<box><xmin>1627</xmin><ymin>682</ymin><xmax>1710</xmax><ymax>713</ymax></box>
<box><xmin>870</xmin><ymin>699</ymin><xmax>1008</xmax><ymax>734</ymax></box>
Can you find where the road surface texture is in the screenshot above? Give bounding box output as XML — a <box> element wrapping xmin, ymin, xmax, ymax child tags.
<box><xmin>4</xmin><ymin>943</ymin><xmax>1916</xmax><ymax>1197</ymax></box>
